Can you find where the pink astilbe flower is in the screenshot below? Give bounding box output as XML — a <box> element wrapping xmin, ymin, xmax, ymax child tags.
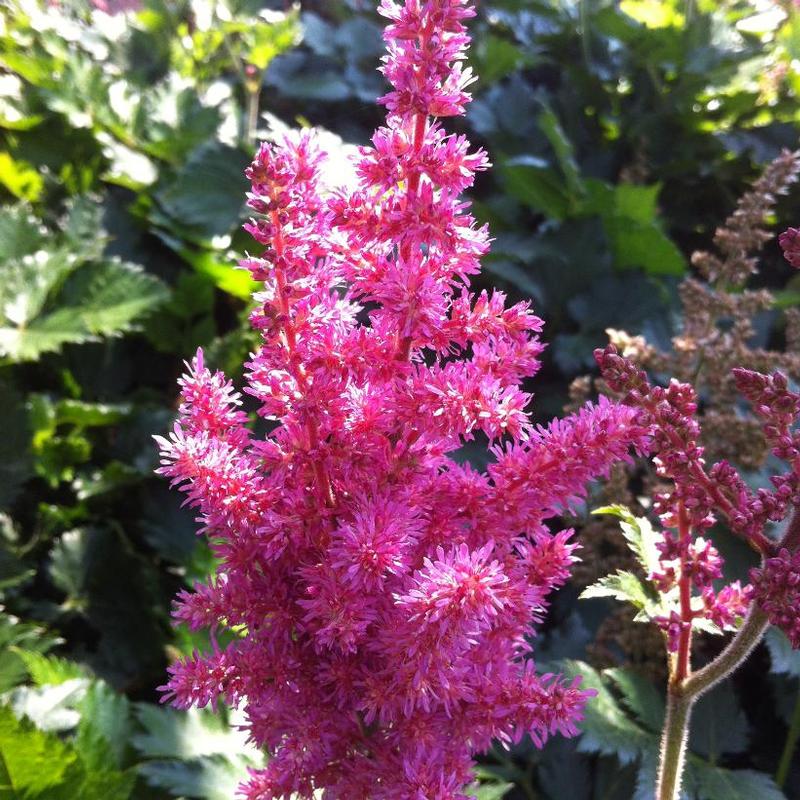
<box><xmin>597</xmin><ymin>344</ymin><xmax>800</xmax><ymax>661</ymax></box>
<box><xmin>751</xmin><ymin>548</ymin><xmax>800</xmax><ymax>647</ymax></box>
<box><xmin>157</xmin><ymin>3</ymin><xmax>649</xmax><ymax>797</ymax></box>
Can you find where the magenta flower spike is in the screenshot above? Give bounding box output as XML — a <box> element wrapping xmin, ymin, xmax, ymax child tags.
<box><xmin>156</xmin><ymin>2</ymin><xmax>649</xmax><ymax>797</ymax></box>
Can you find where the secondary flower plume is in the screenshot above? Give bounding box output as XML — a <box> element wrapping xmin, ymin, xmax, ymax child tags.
<box><xmin>157</xmin><ymin>2</ymin><xmax>648</xmax><ymax>797</ymax></box>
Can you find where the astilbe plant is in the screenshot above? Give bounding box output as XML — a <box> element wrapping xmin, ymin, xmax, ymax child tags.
<box><xmin>594</xmin><ymin>335</ymin><xmax>800</xmax><ymax>800</ymax></box>
<box><xmin>155</xmin><ymin>1</ymin><xmax>651</xmax><ymax>798</ymax></box>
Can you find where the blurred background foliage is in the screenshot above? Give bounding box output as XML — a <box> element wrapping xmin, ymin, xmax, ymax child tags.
<box><xmin>1</xmin><ymin>0</ymin><xmax>800</xmax><ymax>797</ymax></box>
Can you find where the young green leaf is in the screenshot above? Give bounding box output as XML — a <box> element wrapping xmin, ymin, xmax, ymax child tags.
<box><xmin>579</xmin><ymin>570</ymin><xmax>657</xmax><ymax>618</ymax></box>
<box><xmin>592</xmin><ymin>505</ymin><xmax>662</xmax><ymax>576</ymax></box>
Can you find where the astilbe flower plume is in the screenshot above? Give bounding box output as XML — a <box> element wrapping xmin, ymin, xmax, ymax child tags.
<box><xmin>596</xmin><ymin>345</ymin><xmax>800</xmax><ymax>658</ymax></box>
<box><xmin>156</xmin><ymin>3</ymin><xmax>649</xmax><ymax>797</ymax></box>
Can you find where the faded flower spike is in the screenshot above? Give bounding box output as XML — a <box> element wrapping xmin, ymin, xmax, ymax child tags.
<box><xmin>157</xmin><ymin>2</ymin><xmax>648</xmax><ymax>798</ymax></box>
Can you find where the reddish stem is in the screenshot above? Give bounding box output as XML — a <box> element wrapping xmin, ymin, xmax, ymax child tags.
<box><xmin>270</xmin><ymin>210</ymin><xmax>335</xmax><ymax>507</ymax></box>
<box><xmin>674</xmin><ymin>501</ymin><xmax>693</xmax><ymax>684</ymax></box>
<box><xmin>643</xmin><ymin>397</ymin><xmax>775</xmax><ymax>556</ymax></box>
<box><xmin>394</xmin><ymin>12</ymin><xmax>430</xmax><ymax>362</ymax></box>
<box><xmin>406</xmin><ymin>111</ymin><xmax>427</xmax><ymax>198</ymax></box>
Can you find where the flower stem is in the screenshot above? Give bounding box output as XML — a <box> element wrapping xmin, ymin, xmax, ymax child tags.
<box><xmin>656</xmin><ymin>605</ymin><xmax>770</xmax><ymax>800</ymax></box>
<box><xmin>776</xmin><ymin>684</ymin><xmax>800</xmax><ymax>788</ymax></box>
<box><xmin>683</xmin><ymin>606</ymin><xmax>770</xmax><ymax>699</ymax></box>
<box><xmin>657</xmin><ymin>688</ymin><xmax>693</xmax><ymax>800</ymax></box>
<box><xmin>675</xmin><ymin>502</ymin><xmax>693</xmax><ymax>684</ymax></box>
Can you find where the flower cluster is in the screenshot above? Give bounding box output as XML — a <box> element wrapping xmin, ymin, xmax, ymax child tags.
<box><xmin>780</xmin><ymin>226</ymin><xmax>800</xmax><ymax>268</ymax></box>
<box><xmin>156</xmin><ymin>2</ymin><xmax>649</xmax><ymax>798</ymax></box>
<box><xmin>751</xmin><ymin>548</ymin><xmax>800</xmax><ymax>647</ymax></box>
<box><xmin>596</xmin><ymin>345</ymin><xmax>800</xmax><ymax>654</ymax></box>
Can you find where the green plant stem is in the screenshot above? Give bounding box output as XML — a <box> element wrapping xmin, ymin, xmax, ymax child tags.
<box><xmin>657</xmin><ymin>688</ymin><xmax>693</xmax><ymax>800</ymax></box>
<box><xmin>656</xmin><ymin>606</ymin><xmax>770</xmax><ymax>800</ymax></box>
<box><xmin>683</xmin><ymin>606</ymin><xmax>770</xmax><ymax>699</ymax></box>
<box><xmin>246</xmin><ymin>86</ymin><xmax>260</xmax><ymax>147</ymax></box>
<box><xmin>776</xmin><ymin>685</ymin><xmax>800</xmax><ymax>788</ymax></box>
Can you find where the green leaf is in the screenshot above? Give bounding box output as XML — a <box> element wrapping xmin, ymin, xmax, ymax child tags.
<box><xmin>247</xmin><ymin>14</ymin><xmax>300</xmax><ymax>70</ymax></box>
<box><xmin>0</xmin><ymin>200</ymin><xmax>167</xmax><ymax>362</ymax></box>
<box><xmin>59</xmin><ymin>259</ymin><xmax>169</xmax><ymax>339</ymax></box>
<box><xmin>0</xmin><ymin>205</ymin><xmax>47</xmax><ymax>263</ymax></box>
<box><xmin>469</xmin><ymin>780</ymin><xmax>514</xmax><ymax>799</ymax></box>
<box><xmin>0</xmin><ymin>248</ymin><xmax>82</xmax><ymax>330</ymax></box>
<box><xmin>604</xmin><ymin>668</ymin><xmax>664</xmax><ymax>733</ymax></box>
<box><xmin>592</xmin><ymin>505</ymin><xmax>662</xmax><ymax>576</ymax></box>
<box><xmin>690</xmin><ymin>684</ymin><xmax>748</xmax><ymax>759</ymax></box>
<box><xmin>3</xmin><ymin>679</ymin><xmax>87</xmax><ymax>732</ymax></box>
<box><xmin>471</xmin><ymin>33</ymin><xmax>527</xmax><ymax>84</ymax></box>
<box><xmin>560</xmin><ymin>660</ymin><xmax>655</xmax><ymax>763</ymax></box>
<box><xmin>13</xmin><ymin>649</ymin><xmax>89</xmax><ymax>687</ymax></box>
<box><xmin>0</xmin><ymin>699</ymin><xmax>135</xmax><ymax>799</ymax></box>
<box><xmin>580</xmin><ymin>570</ymin><xmax>659</xmax><ymax>619</ymax></box>
<box><xmin>1</xmin><ymin>259</ymin><xmax>168</xmax><ymax>362</ymax></box>
<box><xmin>0</xmin><ymin>152</ymin><xmax>43</xmax><ymax>202</ymax></box>
<box><xmin>156</xmin><ymin>142</ymin><xmax>250</xmax><ymax>240</ymax></box>
<box><xmin>765</xmin><ymin>627</ymin><xmax>800</xmax><ymax>677</ymax></box>
<box><xmin>0</xmin><ymin>705</ymin><xmax>82</xmax><ymax>798</ymax></box>
<box><xmin>579</xmin><ymin>181</ymin><xmax>686</xmax><ymax>276</ymax></box>
<box><xmin>0</xmin><ymin>384</ymin><xmax>32</xmax><ymax>508</ymax></box>
<box><xmin>47</xmin><ymin>527</ymin><xmax>167</xmax><ymax>686</ymax></box>
<box><xmin>76</xmin><ymin>681</ymin><xmax>131</xmax><ymax>771</ymax></box>
<box><xmin>177</xmin><ymin>247</ymin><xmax>256</xmax><ymax>302</ymax></box>
<box><xmin>0</xmin><ymin>615</ymin><xmax>60</xmax><ymax>694</ymax></box>
<box><xmin>500</xmin><ymin>155</ymin><xmax>571</xmax><ymax>220</ymax></box>
<box><xmin>688</xmin><ymin>763</ymin><xmax>786</xmax><ymax>800</ymax></box>
<box><xmin>132</xmin><ymin>705</ymin><xmax>261</xmax><ymax>762</ymax></box>
<box><xmin>138</xmin><ymin>755</ymin><xmax>254</xmax><ymax>800</ymax></box>
<box><xmin>538</xmin><ymin>106</ymin><xmax>585</xmax><ymax>199</ymax></box>
<box><xmin>608</xmin><ymin>217</ymin><xmax>686</xmax><ymax>276</ymax></box>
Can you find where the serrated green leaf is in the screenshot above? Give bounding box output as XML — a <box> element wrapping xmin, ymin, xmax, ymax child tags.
<box><xmin>0</xmin><ymin>249</ymin><xmax>82</xmax><ymax>329</ymax></box>
<box><xmin>0</xmin><ymin>205</ymin><xmax>47</xmax><ymax>263</ymax></box>
<box><xmin>60</xmin><ymin>259</ymin><xmax>169</xmax><ymax>338</ymax></box>
<box><xmin>687</xmin><ymin>763</ymin><xmax>786</xmax><ymax>800</ymax></box>
<box><xmin>592</xmin><ymin>505</ymin><xmax>662</xmax><ymax>576</ymax></box>
<box><xmin>12</xmin><ymin>649</ymin><xmax>89</xmax><ymax>686</ymax></box>
<box><xmin>0</xmin><ymin>704</ymin><xmax>82</xmax><ymax>797</ymax></box>
<box><xmin>3</xmin><ymin>678</ymin><xmax>87</xmax><ymax>732</ymax></box>
<box><xmin>560</xmin><ymin>660</ymin><xmax>656</xmax><ymax>763</ymax></box>
<box><xmin>605</xmin><ymin>668</ymin><xmax>665</xmax><ymax>733</ymax></box>
<box><xmin>580</xmin><ymin>570</ymin><xmax>656</xmax><ymax>617</ymax></box>
<box><xmin>76</xmin><ymin>681</ymin><xmax>131</xmax><ymax>771</ymax></box>
<box><xmin>0</xmin><ymin>614</ymin><xmax>60</xmax><ymax>694</ymax></box>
